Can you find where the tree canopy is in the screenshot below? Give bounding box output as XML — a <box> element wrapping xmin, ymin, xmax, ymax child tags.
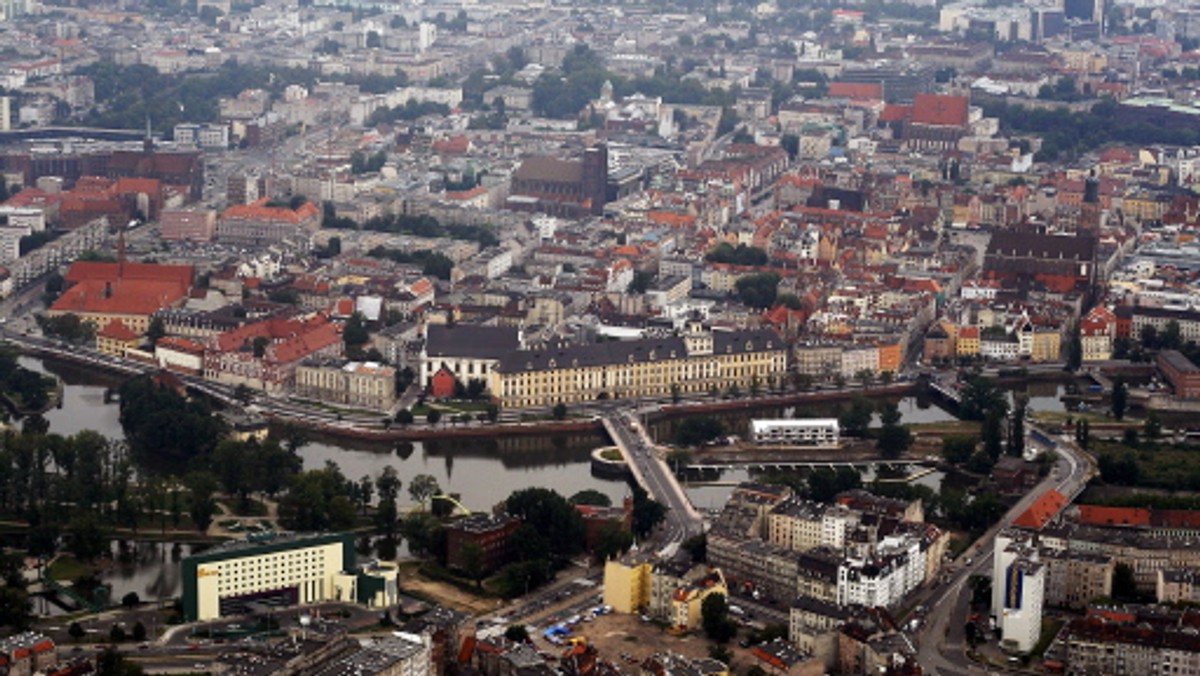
<box><xmin>118</xmin><ymin>375</ymin><xmax>227</xmax><ymax>465</ymax></box>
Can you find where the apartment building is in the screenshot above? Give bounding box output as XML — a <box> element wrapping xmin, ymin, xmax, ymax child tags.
<box><xmin>294</xmin><ymin>360</ymin><xmax>397</xmax><ymax>412</ymax></box>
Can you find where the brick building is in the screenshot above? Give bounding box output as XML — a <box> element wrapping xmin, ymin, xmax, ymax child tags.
<box><xmin>1158</xmin><ymin>350</ymin><xmax>1200</xmax><ymax>399</ymax></box>
<box><xmin>444</xmin><ymin>513</ymin><xmax>521</xmax><ymax>575</ymax></box>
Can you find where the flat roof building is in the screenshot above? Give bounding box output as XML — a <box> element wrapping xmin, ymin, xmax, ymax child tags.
<box><xmin>751</xmin><ymin>419</ymin><xmax>840</xmax><ymax>446</ymax></box>
<box><xmin>182</xmin><ymin>532</ymin><xmax>396</xmax><ymax>622</ymax></box>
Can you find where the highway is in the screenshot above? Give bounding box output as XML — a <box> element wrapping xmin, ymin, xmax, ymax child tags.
<box><xmin>912</xmin><ymin>423</ymin><xmax>1094</xmax><ymax>675</ymax></box>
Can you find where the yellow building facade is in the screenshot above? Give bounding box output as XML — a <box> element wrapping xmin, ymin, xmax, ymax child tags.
<box><xmin>490</xmin><ymin>324</ymin><xmax>787</xmax><ymax>409</ymax></box>
<box><xmin>603</xmin><ymin>555</ymin><xmax>653</xmax><ymax>614</ymax></box>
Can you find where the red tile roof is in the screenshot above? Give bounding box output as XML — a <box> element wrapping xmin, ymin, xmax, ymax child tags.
<box><xmin>157</xmin><ymin>336</ymin><xmax>206</xmax><ymax>354</ymax></box>
<box><xmin>1013</xmin><ymin>489</ymin><xmax>1067</xmax><ymax>529</ymax></box>
<box><xmin>65</xmin><ymin>261</ymin><xmax>194</xmax><ymax>288</ymax></box>
<box><xmin>879</xmin><ymin>104</ymin><xmax>912</xmax><ymax>122</ymax></box>
<box><xmin>220</xmin><ymin>197</ymin><xmax>320</xmax><ymax>225</ymax></box>
<box><xmin>828</xmin><ymin>82</ymin><xmax>883</xmax><ymax>100</ymax></box>
<box><xmin>1077</xmin><ymin>505</ymin><xmax>1150</xmax><ymax>527</ymax></box>
<box><xmin>911</xmin><ymin>94</ymin><xmax>969</xmax><ymax>127</ymax></box>
<box><xmin>51</xmin><ymin>278</ymin><xmax>189</xmax><ymax>317</ymax></box>
<box><xmin>98</xmin><ymin>320</ymin><xmax>139</xmax><ymax>341</ymax></box>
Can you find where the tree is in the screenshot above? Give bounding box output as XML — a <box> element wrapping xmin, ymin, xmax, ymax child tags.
<box><xmin>569</xmin><ymin>489</ymin><xmax>612</xmax><ymax>507</ymax></box>
<box><xmin>277</xmin><ymin>464</ymin><xmax>357</xmax><ymax>532</ymax></box>
<box><xmin>808</xmin><ymin>466</ymin><xmax>861</xmax><ymax>503</ymax></box>
<box><xmin>408</xmin><ymin>474</ymin><xmax>440</xmax><ymax>510</ymax></box>
<box><xmin>983</xmin><ymin>409</ymin><xmax>1005</xmax><ymax>460</ymax></box>
<box><xmin>552</xmin><ymin>402</ymin><xmax>568</xmax><ymax>420</ymax></box>
<box><xmin>675</xmin><ymin>416</ymin><xmax>725</xmax><ymax>446</ymax></box>
<box><xmin>458</xmin><ymin>542</ymin><xmax>485</xmax><ymax>588</ymax></box>
<box><xmin>671</xmin><ymin>383</ymin><xmax>681</xmax><ymax>404</ymax></box>
<box><xmin>504</xmin><ymin>624</ymin><xmax>530</xmax><ymax>642</ymax></box>
<box><xmin>505</xmin><ymin>488</ymin><xmax>586</xmax><ymax>558</ymax></box>
<box><xmin>594</xmin><ymin>521</ymin><xmax>634</xmax><ymax>561</ymax></box>
<box><xmin>131</xmin><ymin>621</ymin><xmax>146</xmax><ymax>642</ymax></box>
<box><xmin>121</xmin><ymin>591</ymin><xmax>140</xmax><ymax>609</ymax></box>
<box><xmin>146</xmin><ymin>317</ymin><xmax>166</xmax><ymax>347</ymax></box>
<box><xmin>942</xmin><ymin>436</ymin><xmax>978</xmax><ymax>464</ymax></box>
<box><xmin>1144</xmin><ymin>413</ymin><xmax>1162</xmax><ymax>441</ymax></box>
<box><xmin>1112</xmin><ymin>563</ymin><xmax>1139</xmax><ymax>602</ymax></box>
<box><xmin>960</xmin><ymin>374</ymin><xmax>1008</xmax><ymax>421</ymax></box>
<box><xmin>877</xmin><ymin>423</ymin><xmax>913</xmax><ymax>460</ymax></box>
<box><xmin>735</xmin><ymin>272</ymin><xmax>781</xmax><ymax>309</ymax></box>
<box><xmin>1067</xmin><ymin>323</ymin><xmax>1082</xmax><ymax>371</ymax></box>
<box><xmin>96</xmin><ymin>646</ymin><xmax>143</xmax><ymax>676</ymax></box>
<box><xmin>631</xmin><ymin>484</ymin><xmax>667</xmax><ymax>539</ymax></box>
<box><xmin>344</xmin><ymin>312</ymin><xmax>370</xmax><ymax>351</ymax></box>
<box><xmin>839</xmin><ymin>398</ymin><xmax>874</xmax><ymax>437</ymax></box>
<box><xmin>375</xmin><ymin>466</ymin><xmax>402</xmax><ymax>540</ymax></box>
<box><xmin>1008</xmin><ymin>394</ymin><xmax>1028</xmax><ymax>457</ymax></box>
<box><xmin>68</xmin><ymin>622</ymin><xmax>85</xmax><ymax>641</ymax></box>
<box><xmin>1111</xmin><ymin>381</ymin><xmax>1129</xmax><ymax>421</ymax></box>
<box><xmin>426</xmin><ymin>409</ymin><xmax>442</xmax><ymax>426</ymax></box>
<box><xmin>109</xmin><ymin>624</ymin><xmax>127</xmax><ymax>643</ymax></box>
<box><xmin>701</xmin><ymin>592</ymin><xmax>737</xmax><ymax>643</ymax></box>
<box><xmin>395</xmin><ymin>409</ymin><xmax>414</xmax><ymax>426</ymax></box>
<box><xmin>185</xmin><ymin>471</ymin><xmax>219</xmax><ymax>532</ymax></box>
<box><xmin>119</xmin><ymin>374</ymin><xmax>227</xmax><ymax>464</ymax></box>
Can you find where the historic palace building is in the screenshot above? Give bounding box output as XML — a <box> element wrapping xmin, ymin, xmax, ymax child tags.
<box><xmin>488</xmin><ymin>321</ymin><xmax>787</xmax><ymax>409</ymax></box>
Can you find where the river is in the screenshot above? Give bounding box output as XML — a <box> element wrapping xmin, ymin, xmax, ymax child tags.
<box><xmin>18</xmin><ymin>356</ymin><xmax>1079</xmax><ymax>604</ymax></box>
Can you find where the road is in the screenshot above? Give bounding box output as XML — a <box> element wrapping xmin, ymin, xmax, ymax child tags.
<box><xmin>912</xmin><ymin>423</ymin><xmax>1094</xmax><ymax>674</ymax></box>
<box><xmin>603</xmin><ymin>410</ymin><xmax>704</xmax><ymax>549</ymax></box>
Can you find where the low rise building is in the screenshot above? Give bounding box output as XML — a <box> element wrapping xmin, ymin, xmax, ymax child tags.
<box><xmin>1158</xmin><ymin>350</ymin><xmax>1200</xmax><ymax>399</ymax></box>
<box><xmin>751</xmin><ymin>419</ymin><xmax>840</xmax><ymax>446</ymax></box>
<box><xmin>444</xmin><ymin>513</ymin><xmax>520</xmax><ymax>576</ymax></box>
<box><xmin>294</xmin><ymin>360</ymin><xmax>397</xmax><ymax>412</ymax></box>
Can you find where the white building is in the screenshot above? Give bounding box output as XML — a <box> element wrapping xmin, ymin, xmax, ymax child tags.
<box><xmin>751</xmin><ymin>419</ymin><xmax>840</xmax><ymax>446</ymax></box>
<box><xmin>174</xmin><ymin>123</ymin><xmax>230</xmax><ymax>150</ymax></box>
<box><xmin>840</xmin><ymin>345</ymin><xmax>879</xmax><ymax>378</ymax></box>
<box><xmin>183</xmin><ymin>532</ymin><xmax>389</xmax><ymax>621</ymax></box>
<box><xmin>993</xmin><ymin>530</ymin><xmax>1045</xmax><ymax>654</ymax></box>
<box><xmin>836</xmin><ymin>553</ymin><xmax>914</xmax><ymax>609</ymax></box>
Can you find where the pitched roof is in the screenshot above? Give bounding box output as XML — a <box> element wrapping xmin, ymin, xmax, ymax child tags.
<box><xmin>495</xmin><ymin>329</ymin><xmax>782</xmax><ymax>374</ymax></box>
<box><xmin>986</xmin><ymin>231</ymin><xmax>1097</xmax><ymax>261</ymax></box>
<box><xmin>220</xmin><ymin>197</ymin><xmax>320</xmax><ymax>224</ymax></box>
<box><xmin>878</xmin><ymin>104</ymin><xmax>912</xmax><ymax>122</ymax></box>
<box><xmin>51</xmin><ymin>278</ymin><xmax>190</xmax><ymax>317</ymax></box>
<box><xmin>1013</xmin><ymin>489</ymin><xmax>1067</xmax><ymax>529</ymax></box>
<box><xmin>911</xmin><ymin>94</ymin><xmax>969</xmax><ymax>127</ymax></box>
<box><xmin>514</xmin><ymin>155</ymin><xmax>584</xmax><ymax>184</ymax></box>
<box><xmin>1077</xmin><ymin>505</ymin><xmax>1150</xmax><ymax>527</ymax></box>
<box><xmin>65</xmin><ymin>261</ymin><xmax>194</xmax><ymax>288</ymax></box>
<box><xmin>828</xmin><ymin>82</ymin><xmax>883</xmax><ymax>100</ymax></box>
<box><xmin>426</xmin><ymin>324</ymin><xmax>521</xmax><ymax>360</ymax></box>
<box><xmin>98</xmin><ymin>320</ymin><xmax>139</xmax><ymax>341</ymax></box>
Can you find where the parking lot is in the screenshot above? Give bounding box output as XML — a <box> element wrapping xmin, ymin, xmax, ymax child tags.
<box><xmin>518</xmin><ymin>613</ymin><xmax>768</xmax><ymax>670</ymax></box>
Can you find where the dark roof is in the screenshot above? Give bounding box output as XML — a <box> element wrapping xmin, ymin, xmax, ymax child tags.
<box><xmin>1160</xmin><ymin>350</ymin><xmax>1200</xmax><ymax>374</ymax></box>
<box><xmin>514</xmin><ymin>155</ymin><xmax>583</xmax><ymax>184</ymax></box>
<box><xmin>426</xmin><ymin>324</ymin><xmax>521</xmax><ymax>360</ymax></box>
<box><xmin>986</xmin><ymin>231</ymin><xmax>1096</xmax><ymax>261</ymax></box>
<box><xmin>495</xmin><ymin>329</ymin><xmax>782</xmax><ymax>374</ymax></box>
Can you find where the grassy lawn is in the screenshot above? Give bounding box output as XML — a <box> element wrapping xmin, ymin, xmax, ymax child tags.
<box><xmin>908</xmin><ymin>420</ymin><xmax>982</xmax><ymax>434</ymax></box>
<box><xmin>1030</xmin><ymin>618</ymin><xmax>1064</xmax><ymax>659</ymax></box>
<box><xmin>412</xmin><ymin>401</ymin><xmax>493</xmax><ymax>415</ymax></box>
<box><xmin>46</xmin><ymin>555</ymin><xmax>92</xmax><ymax>582</ymax></box>
<box><xmin>1091</xmin><ymin>439</ymin><xmax>1200</xmax><ymax>491</ymax></box>
<box><xmin>1030</xmin><ymin>410</ymin><xmax>1142</xmax><ymax>428</ymax></box>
